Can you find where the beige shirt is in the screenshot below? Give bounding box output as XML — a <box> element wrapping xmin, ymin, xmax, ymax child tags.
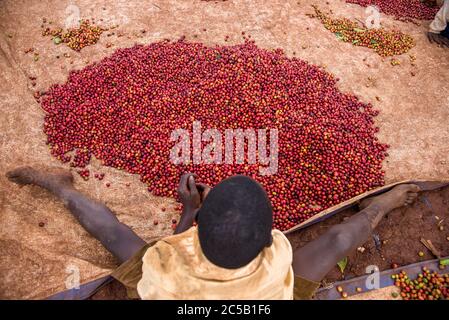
<box><xmin>136</xmin><ymin>226</ymin><xmax>294</xmax><ymax>300</ymax></box>
<box><xmin>429</xmin><ymin>0</ymin><xmax>449</xmax><ymax>33</ymax></box>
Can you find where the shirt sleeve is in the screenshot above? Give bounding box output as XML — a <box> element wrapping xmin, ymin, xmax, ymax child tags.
<box><xmin>429</xmin><ymin>0</ymin><xmax>449</xmax><ymax>33</ymax></box>
<box><xmin>293</xmin><ymin>275</ymin><xmax>321</xmax><ymax>300</ymax></box>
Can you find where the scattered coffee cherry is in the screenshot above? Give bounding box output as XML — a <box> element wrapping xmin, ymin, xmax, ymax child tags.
<box><xmin>161</xmin><ymin>207</ymin><xmax>166</xmax><ymax>212</ymax></box>
<box><xmin>346</xmin><ymin>0</ymin><xmax>440</xmax><ymax>21</ymax></box>
<box><xmin>336</xmin><ymin>286</ymin><xmax>343</xmax><ymax>293</ymax></box>
<box><xmin>313</xmin><ymin>5</ymin><xmax>415</xmax><ymax>57</ymax></box>
<box><xmin>38</xmin><ymin>222</ymin><xmax>45</xmax><ymax>227</ymax></box>
<box><xmin>77</xmin><ymin>169</ymin><xmax>90</xmax><ymax>180</ymax></box>
<box><xmin>153</xmin><ymin>220</ymin><xmax>159</xmax><ymax>225</ymax></box>
<box><xmin>418</xmin><ymin>251</ymin><xmax>424</xmax><ymax>257</ymax></box>
<box><xmin>172</xmin><ymin>218</ymin><xmax>177</xmax><ymax>224</ymax></box>
<box><xmin>341</xmin><ymin>292</ymin><xmax>348</xmax><ymax>298</ymax></box>
<box><xmin>41</xmin><ymin>40</ymin><xmax>388</xmax><ymax>231</ymax></box>
<box><xmin>355</xmin><ymin>287</ymin><xmax>362</xmax><ymax>293</ymax></box>
<box><xmin>391</xmin><ymin>291</ymin><xmax>399</xmax><ymax>298</ymax></box>
<box><xmin>171</xmin><ymin>223</ymin><xmax>177</xmax><ymax>230</ymax></box>
<box><xmin>391</xmin><ymin>263</ymin><xmax>399</xmax><ymax>269</ymax></box>
<box><xmin>105</xmin><ymin>182</ymin><xmax>111</xmax><ymax>187</ymax></box>
<box><xmin>390</xmin><ymin>59</ymin><xmax>401</xmax><ymax>66</ymax></box>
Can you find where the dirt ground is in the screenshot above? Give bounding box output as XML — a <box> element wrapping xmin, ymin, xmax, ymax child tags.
<box><xmin>0</xmin><ymin>0</ymin><xmax>448</xmax><ymax>299</ymax></box>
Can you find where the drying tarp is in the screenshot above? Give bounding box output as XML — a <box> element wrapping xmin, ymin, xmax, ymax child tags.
<box><xmin>1</xmin><ymin>0</ymin><xmax>449</xmax><ymax>300</ymax></box>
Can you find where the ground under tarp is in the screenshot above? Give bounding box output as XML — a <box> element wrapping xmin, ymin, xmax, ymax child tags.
<box><xmin>0</xmin><ymin>0</ymin><xmax>448</xmax><ymax>299</ymax></box>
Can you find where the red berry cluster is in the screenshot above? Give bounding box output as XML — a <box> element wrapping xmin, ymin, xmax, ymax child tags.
<box><xmin>41</xmin><ymin>40</ymin><xmax>388</xmax><ymax>230</ymax></box>
<box><xmin>42</xmin><ymin>19</ymin><xmax>104</xmax><ymax>51</ymax></box>
<box><xmin>77</xmin><ymin>169</ymin><xmax>90</xmax><ymax>181</ymax></box>
<box><xmin>313</xmin><ymin>6</ymin><xmax>415</xmax><ymax>57</ymax></box>
<box><xmin>392</xmin><ymin>268</ymin><xmax>449</xmax><ymax>300</ymax></box>
<box><xmin>346</xmin><ymin>0</ymin><xmax>440</xmax><ymax>21</ymax></box>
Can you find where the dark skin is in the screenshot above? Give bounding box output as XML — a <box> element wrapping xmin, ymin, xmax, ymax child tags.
<box><xmin>6</xmin><ymin>167</ymin><xmax>419</xmax><ymax>284</ymax></box>
<box><xmin>427</xmin><ymin>32</ymin><xmax>449</xmax><ymax>48</ymax></box>
<box><xmin>174</xmin><ymin>173</ymin><xmax>210</xmax><ymax>235</ymax></box>
<box><xmin>293</xmin><ymin>184</ymin><xmax>419</xmax><ymax>281</ymax></box>
<box><xmin>6</xmin><ymin>167</ymin><xmax>146</xmax><ymax>264</ymax></box>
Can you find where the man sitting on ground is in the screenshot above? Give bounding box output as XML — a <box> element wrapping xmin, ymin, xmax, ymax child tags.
<box><xmin>6</xmin><ymin>167</ymin><xmax>420</xmax><ymax>299</ymax></box>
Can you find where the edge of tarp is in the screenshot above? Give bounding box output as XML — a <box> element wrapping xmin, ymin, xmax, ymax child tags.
<box><xmin>283</xmin><ymin>180</ymin><xmax>449</xmax><ymax>235</ymax></box>
<box><xmin>46</xmin><ymin>179</ymin><xmax>449</xmax><ymax>300</ymax></box>
<box><xmin>314</xmin><ymin>256</ymin><xmax>449</xmax><ymax>300</ymax></box>
<box><xmin>46</xmin><ymin>276</ymin><xmax>114</xmax><ymax>300</ymax></box>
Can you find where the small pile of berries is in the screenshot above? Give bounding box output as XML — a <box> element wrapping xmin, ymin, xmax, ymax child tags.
<box><xmin>313</xmin><ymin>5</ymin><xmax>415</xmax><ymax>57</ymax></box>
<box><xmin>392</xmin><ymin>268</ymin><xmax>449</xmax><ymax>300</ymax></box>
<box><xmin>42</xmin><ymin>19</ymin><xmax>104</xmax><ymax>51</ymax></box>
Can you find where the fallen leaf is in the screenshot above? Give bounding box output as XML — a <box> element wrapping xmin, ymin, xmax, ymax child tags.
<box><xmin>337</xmin><ymin>257</ymin><xmax>348</xmax><ymax>273</ymax></box>
<box><xmin>440</xmin><ymin>258</ymin><xmax>449</xmax><ymax>266</ymax></box>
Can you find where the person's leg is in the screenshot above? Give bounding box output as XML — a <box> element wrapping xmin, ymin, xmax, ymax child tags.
<box><xmin>6</xmin><ymin>166</ymin><xmax>146</xmax><ymax>264</ymax></box>
<box><xmin>293</xmin><ymin>184</ymin><xmax>420</xmax><ymax>282</ymax></box>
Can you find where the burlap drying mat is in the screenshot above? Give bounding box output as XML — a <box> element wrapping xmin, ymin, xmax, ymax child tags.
<box><xmin>46</xmin><ymin>179</ymin><xmax>449</xmax><ymax>300</ymax></box>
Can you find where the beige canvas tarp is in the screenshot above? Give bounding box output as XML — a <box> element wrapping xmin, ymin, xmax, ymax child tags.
<box><xmin>1</xmin><ymin>0</ymin><xmax>448</xmax><ymax>299</ymax></box>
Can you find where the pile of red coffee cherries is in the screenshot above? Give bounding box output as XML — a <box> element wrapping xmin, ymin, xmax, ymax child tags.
<box><xmin>346</xmin><ymin>0</ymin><xmax>440</xmax><ymax>21</ymax></box>
<box><xmin>392</xmin><ymin>268</ymin><xmax>449</xmax><ymax>300</ymax></box>
<box><xmin>41</xmin><ymin>40</ymin><xmax>388</xmax><ymax>230</ymax></box>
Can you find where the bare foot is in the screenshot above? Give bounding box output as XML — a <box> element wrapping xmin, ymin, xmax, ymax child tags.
<box><xmin>360</xmin><ymin>184</ymin><xmax>421</xmax><ymax>213</ymax></box>
<box><xmin>6</xmin><ymin>166</ymin><xmax>74</xmax><ymax>191</ymax></box>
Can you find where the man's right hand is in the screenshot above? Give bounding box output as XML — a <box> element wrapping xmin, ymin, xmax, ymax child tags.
<box><xmin>178</xmin><ymin>173</ymin><xmax>201</xmax><ymax>210</ymax></box>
